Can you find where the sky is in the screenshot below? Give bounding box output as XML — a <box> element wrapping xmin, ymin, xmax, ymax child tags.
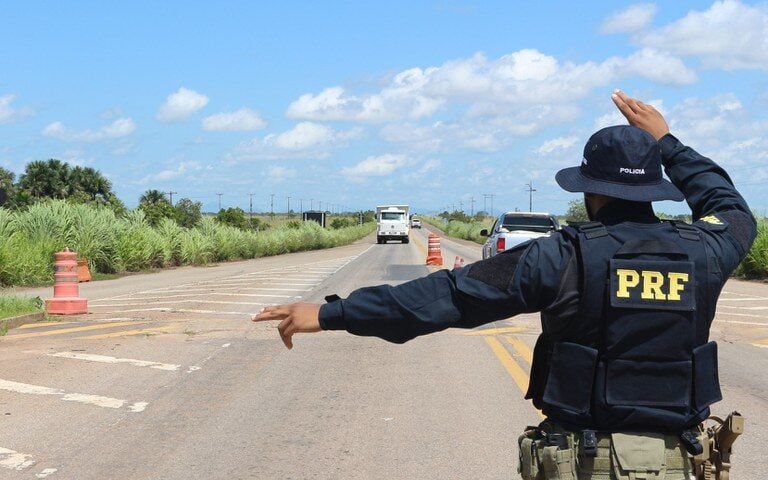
<box><xmin>1</xmin><ymin>1</ymin><xmax>767</xmax><ymax>216</ymax></box>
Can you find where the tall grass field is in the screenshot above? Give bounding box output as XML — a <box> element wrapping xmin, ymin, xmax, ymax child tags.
<box><xmin>0</xmin><ymin>201</ymin><xmax>375</xmax><ymax>287</ymax></box>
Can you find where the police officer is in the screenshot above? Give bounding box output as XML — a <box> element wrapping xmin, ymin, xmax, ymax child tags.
<box><xmin>252</xmin><ymin>90</ymin><xmax>756</xmax><ymax>479</ymax></box>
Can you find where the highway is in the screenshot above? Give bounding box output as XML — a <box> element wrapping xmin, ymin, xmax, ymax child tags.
<box><xmin>1</xmin><ymin>227</ymin><xmax>767</xmax><ymax>479</ymax></box>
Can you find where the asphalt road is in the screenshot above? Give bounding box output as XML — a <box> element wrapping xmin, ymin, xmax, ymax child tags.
<box><xmin>1</xmin><ymin>228</ymin><xmax>766</xmax><ymax>479</ymax></box>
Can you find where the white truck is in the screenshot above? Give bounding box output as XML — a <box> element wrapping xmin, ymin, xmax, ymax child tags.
<box><xmin>376</xmin><ymin>205</ymin><xmax>410</xmax><ymax>244</ymax></box>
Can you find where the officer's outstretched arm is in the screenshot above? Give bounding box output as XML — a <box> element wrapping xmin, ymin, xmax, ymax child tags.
<box><xmin>251</xmin><ymin>303</ymin><xmax>321</xmax><ymax>349</ymax></box>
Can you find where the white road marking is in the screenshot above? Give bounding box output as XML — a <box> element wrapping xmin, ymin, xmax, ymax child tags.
<box><xmin>186</xmin><ymin>366</ymin><xmax>201</xmax><ymax>373</ymax></box>
<box><xmin>36</xmin><ymin>468</ymin><xmax>58</xmax><ymax>478</ymax></box>
<box><xmin>718</xmin><ymin>298</ymin><xmax>768</xmax><ymax>302</ymax></box>
<box><xmin>222</xmin><ymin>343</ymin><xmax>231</xmax><ymax>348</ymax></box>
<box><xmin>128</xmin><ymin>402</ymin><xmax>149</xmax><ymax>413</ymax></box>
<box><xmin>720</xmin><ymin>305</ymin><xmax>768</xmax><ymax>310</ymax></box>
<box><xmin>90</xmin><ymin>300</ymin><xmax>270</xmax><ymax>308</ymax></box>
<box><xmin>0</xmin><ymin>378</ymin><xmax>149</xmax><ymax>411</ymax></box>
<box><xmin>92</xmin><ymin>307</ymin><xmax>252</xmax><ymax>315</ymax></box>
<box><xmin>42</xmin><ymin>352</ymin><xmax>181</xmax><ymax>371</ymax></box>
<box><xmin>714</xmin><ymin>318</ymin><xmax>768</xmax><ymax>326</ymax></box>
<box><xmin>0</xmin><ymin>447</ymin><xmax>35</xmax><ymax>471</ymax></box>
<box><xmin>751</xmin><ymin>343</ymin><xmax>768</xmax><ymax>349</ymax></box>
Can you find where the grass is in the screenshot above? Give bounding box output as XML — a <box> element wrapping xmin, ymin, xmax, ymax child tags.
<box><xmin>0</xmin><ymin>201</ymin><xmax>376</xmax><ymax>287</ymax></box>
<box><xmin>0</xmin><ymin>295</ymin><xmax>43</xmax><ymax>320</ymax></box>
<box><xmin>422</xmin><ymin>216</ymin><xmax>493</xmax><ymax>245</ymax></box>
<box><xmin>735</xmin><ymin>216</ymin><xmax>768</xmax><ymax>278</ymax></box>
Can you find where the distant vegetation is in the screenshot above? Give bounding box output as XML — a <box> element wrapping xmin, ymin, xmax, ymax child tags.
<box><xmin>0</xmin><ymin>200</ymin><xmax>375</xmax><ymax>287</ymax></box>
<box><xmin>422</xmin><ymin>213</ymin><xmax>492</xmax><ymax>245</ymax></box>
<box><xmin>735</xmin><ymin>216</ymin><xmax>768</xmax><ymax>278</ymax></box>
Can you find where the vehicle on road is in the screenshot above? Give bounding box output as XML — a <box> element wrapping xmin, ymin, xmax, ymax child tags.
<box><xmin>481</xmin><ymin>211</ymin><xmax>560</xmax><ymax>259</ymax></box>
<box><xmin>377</xmin><ymin>204</ymin><xmax>410</xmax><ymax>244</ymax></box>
<box><xmin>410</xmin><ymin>217</ymin><xmax>422</xmax><ymax>229</ymax></box>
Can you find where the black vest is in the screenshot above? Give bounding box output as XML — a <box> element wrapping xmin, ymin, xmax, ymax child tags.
<box><xmin>526</xmin><ymin>221</ymin><xmax>722</xmax><ymax>432</ymax></box>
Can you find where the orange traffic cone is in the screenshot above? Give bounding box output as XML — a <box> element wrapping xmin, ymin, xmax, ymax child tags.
<box><xmin>426</xmin><ymin>233</ymin><xmax>444</xmax><ymax>266</ymax></box>
<box><xmin>77</xmin><ymin>257</ymin><xmax>92</xmax><ymax>282</ymax></box>
<box><xmin>46</xmin><ymin>247</ymin><xmax>88</xmax><ymax>315</ymax></box>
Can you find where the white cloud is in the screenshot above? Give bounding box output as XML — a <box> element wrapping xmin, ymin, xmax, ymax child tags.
<box><xmin>638</xmin><ymin>0</ymin><xmax>768</xmax><ymax>70</ymax></box>
<box><xmin>535</xmin><ymin>136</ymin><xmax>580</xmax><ymax>155</ymax></box>
<box><xmin>140</xmin><ymin>161</ymin><xmax>203</xmax><ymax>184</ymax></box>
<box><xmin>0</xmin><ymin>94</ymin><xmax>34</xmax><ymax>124</ymax></box>
<box><xmin>286</xmin><ymin>48</ymin><xmax>694</xmax><ymax>125</ymax></box>
<box><xmin>157</xmin><ymin>87</ymin><xmax>209</xmax><ymax>122</ymax></box>
<box><xmin>267</xmin><ymin>166</ymin><xmax>297</xmax><ymax>179</ymax></box>
<box><xmin>228</xmin><ymin>122</ymin><xmax>361</xmax><ymax>161</ymax></box>
<box><xmin>42</xmin><ymin>118</ymin><xmax>136</xmax><ymax>142</ymax></box>
<box><xmin>202</xmin><ymin>108</ymin><xmax>266</xmax><ymax>131</ymax></box>
<box><xmin>600</xmin><ymin>3</ymin><xmax>658</xmax><ymax>34</ymax></box>
<box><xmin>341</xmin><ymin>154</ymin><xmax>408</xmax><ymax>177</ymax></box>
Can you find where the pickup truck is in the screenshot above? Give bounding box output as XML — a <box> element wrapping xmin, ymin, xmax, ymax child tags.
<box><xmin>481</xmin><ymin>212</ymin><xmax>561</xmax><ymax>259</ymax></box>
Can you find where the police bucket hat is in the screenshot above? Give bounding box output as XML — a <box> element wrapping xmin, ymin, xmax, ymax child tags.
<box><xmin>555</xmin><ymin>125</ymin><xmax>684</xmax><ymax>202</ymax></box>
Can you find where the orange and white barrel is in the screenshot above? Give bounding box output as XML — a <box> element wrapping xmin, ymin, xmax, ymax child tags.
<box><xmin>45</xmin><ymin>247</ymin><xmax>88</xmax><ymax>315</ymax></box>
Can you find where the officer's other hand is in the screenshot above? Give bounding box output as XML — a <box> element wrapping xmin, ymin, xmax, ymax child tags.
<box><xmin>611</xmin><ymin>89</ymin><xmax>669</xmax><ymax>141</ymax></box>
<box><xmin>250</xmin><ymin>303</ymin><xmax>321</xmax><ymax>349</ymax></box>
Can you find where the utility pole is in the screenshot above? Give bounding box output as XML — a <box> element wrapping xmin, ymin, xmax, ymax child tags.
<box><xmin>459</xmin><ymin>201</ymin><xmax>464</xmax><ymax>213</ymax></box>
<box><xmin>310</xmin><ymin>198</ymin><xmax>314</xmax><ymax>210</ymax></box>
<box><xmin>216</xmin><ymin>193</ymin><xmax>223</xmax><ymax>211</ymax></box>
<box><xmin>469</xmin><ymin>196</ymin><xmax>475</xmax><ymax>216</ymax></box>
<box><xmin>286</xmin><ymin>196</ymin><xmax>291</xmax><ymax>216</ymax></box>
<box><xmin>165</xmin><ymin>191</ymin><xmax>177</xmax><ymax>206</ymax></box>
<box><xmin>270</xmin><ymin>193</ymin><xmax>275</xmax><ymax>217</ymax></box>
<box><xmin>525</xmin><ymin>181</ymin><xmax>537</xmax><ymax>212</ymax></box>
<box><xmin>299</xmin><ymin>198</ymin><xmax>304</xmax><ymax>214</ymax></box>
<box><xmin>318</xmin><ymin>200</ymin><xmax>323</xmax><ymax>211</ymax></box>
<box><xmin>248</xmin><ymin>193</ymin><xmax>255</xmax><ymax>223</ymax></box>
<box><xmin>483</xmin><ymin>193</ymin><xmax>495</xmax><ymax>217</ymax></box>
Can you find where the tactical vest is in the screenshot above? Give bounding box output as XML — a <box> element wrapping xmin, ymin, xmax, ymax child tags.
<box><xmin>526</xmin><ymin>221</ymin><xmax>722</xmax><ymax>433</ymax></box>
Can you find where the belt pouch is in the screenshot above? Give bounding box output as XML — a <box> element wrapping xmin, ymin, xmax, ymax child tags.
<box><xmin>610</xmin><ymin>432</ymin><xmax>666</xmax><ymax>480</ymax></box>
<box><xmin>541</xmin><ymin>445</ymin><xmax>576</xmax><ymax>480</ymax></box>
<box><xmin>518</xmin><ymin>434</ymin><xmax>539</xmax><ymax>480</ymax></box>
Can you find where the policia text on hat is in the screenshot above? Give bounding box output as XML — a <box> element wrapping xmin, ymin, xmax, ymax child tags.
<box><xmin>251</xmin><ymin>90</ymin><xmax>757</xmax><ymax>479</ymax></box>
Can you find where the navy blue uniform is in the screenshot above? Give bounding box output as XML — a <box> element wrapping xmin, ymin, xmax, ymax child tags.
<box><xmin>320</xmin><ymin>135</ymin><xmax>756</xmax><ymax>432</ymax></box>
<box><xmin>319</xmin><ymin>134</ymin><xmax>756</xmax><ymax>431</ymax></box>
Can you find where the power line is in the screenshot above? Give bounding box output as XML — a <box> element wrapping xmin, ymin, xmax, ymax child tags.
<box><xmin>525</xmin><ymin>181</ymin><xmax>537</xmax><ymax>212</ymax></box>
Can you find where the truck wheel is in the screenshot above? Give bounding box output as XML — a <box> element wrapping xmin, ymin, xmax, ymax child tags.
<box><xmin>377</xmin><ymin>237</ymin><xmax>382</xmax><ymax>244</ymax></box>
<box><xmin>403</xmin><ymin>237</ymin><xmax>409</xmax><ymax>244</ymax></box>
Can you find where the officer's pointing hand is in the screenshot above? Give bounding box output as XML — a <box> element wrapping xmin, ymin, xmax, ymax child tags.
<box><xmin>251</xmin><ymin>303</ymin><xmax>322</xmax><ymax>349</ymax></box>
<box><xmin>611</xmin><ymin>89</ymin><xmax>669</xmax><ymax>141</ymax></box>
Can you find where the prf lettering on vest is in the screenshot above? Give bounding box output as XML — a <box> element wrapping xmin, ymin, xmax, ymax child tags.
<box><xmin>615</xmin><ymin>269</ymin><xmax>690</xmax><ymax>301</ymax></box>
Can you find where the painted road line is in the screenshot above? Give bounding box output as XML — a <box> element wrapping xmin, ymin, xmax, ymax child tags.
<box><xmin>35</xmin><ymin>468</ymin><xmax>58</xmax><ymax>477</ymax></box>
<box><xmin>42</xmin><ymin>352</ymin><xmax>181</xmax><ymax>371</ymax></box>
<box><xmin>719</xmin><ymin>305</ymin><xmax>768</xmax><ymax>310</ymax></box>
<box><xmin>5</xmin><ymin>321</ymin><xmax>148</xmax><ymax>340</ymax></box>
<box><xmin>484</xmin><ymin>337</ymin><xmax>543</xmax><ymax>419</ymax></box>
<box><xmin>79</xmin><ymin>325</ymin><xmax>178</xmax><ymax>340</ymax></box>
<box><xmin>714</xmin><ymin>318</ymin><xmax>768</xmax><ymax>326</ymax></box>
<box><xmin>17</xmin><ymin>321</ymin><xmax>77</xmax><ymax>330</ymax></box>
<box><xmin>90</xmin><ymin>307</ymin><xmax>248</xmax><ymax>315</ymax></box>
<box><xmin>505</xmin><ymin>335</ymin><xmax>534</xmax><ymax>364</ymax></box>
<box><xmin>462</xmin><ymin>326</ymin><xmax>527</xmax><ymax>336</ymax></box>
<box><xmin>718</xmin><ymin>298</ymin><xmax>768</xmax><ymax>302</ymax></box>
<box><xmin>751</xmin><ymin>344</ymin><xmax>768</xmax><ymax>349</ymax></box>
<box><xmin>90</xmin><ymin>300</ymin><xmax>269</xmax><ymax>308</ymax></box>
<box><xmin>0</xmin><ymin>446</ymin><xmax>35</xmax><ymax>471</ymax></box>
<box><xmin>0</xmin><ymin>378</ymin><xmax>146</xmax><ymax>411</ymax></box>
<box><xmin>484</xmin><ymin>337</ymin><xmax>530</xmax><ymax>393</ymax></box>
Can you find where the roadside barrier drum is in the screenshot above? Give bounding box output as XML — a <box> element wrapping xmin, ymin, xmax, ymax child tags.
<box><xmin>453</xmin><ymin>256</ymin><xmax>465</xmax><ymax>269</ymax></box>
<box><xmin>45</xmin><ymin>247</ymin><xmax>88</xmax><ymax>315</ymax></box>
<box><xmin>426</xmin><ymin>233</ymin><xmax>444</xmax><ymax>266</ymax></box>
<box><xmin>77</xmin><ymin>257</ymin><xmax>92</xmax><ymax>282</ymax></box>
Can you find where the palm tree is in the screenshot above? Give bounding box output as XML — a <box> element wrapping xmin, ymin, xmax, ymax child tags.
<box><xmin>70</xmin><ymin>166</ymin><xmax>113</xmax><ymax>203</ymax></box>
<box><xmin>18</xmin><ymin>159</ymin><xmax>70</xmax><ymax>199</ymax></box>
<box><xmin>139</xmin><ymin>189</ymin><xmax>169</xmax><ymax>205</ymax></box>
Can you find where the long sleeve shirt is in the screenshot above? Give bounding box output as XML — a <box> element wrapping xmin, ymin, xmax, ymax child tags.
<box><xmin>319</xmin><ymin>134</ymin><xmax>757</xmax><ymax>343</ymax></box>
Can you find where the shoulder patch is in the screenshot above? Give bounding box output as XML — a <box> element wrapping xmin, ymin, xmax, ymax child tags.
<box><xmin>700</xmin><ymin>215</ymin><xmax>724</xmax><ymax>225</ymax></box>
